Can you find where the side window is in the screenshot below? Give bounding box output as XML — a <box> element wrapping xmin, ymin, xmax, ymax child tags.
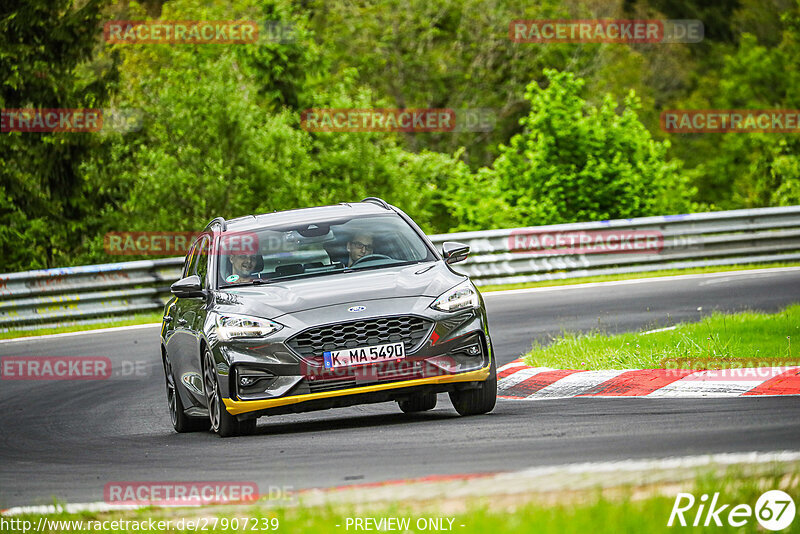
<box><xmin>195</xmin><ymin>236</ymin><xmax>210</xmax><ymax>288</ymax></box>
<box><xmin>182</xmin><ymin>240</ymin><xmax>200</xmax><ymax>278</ymax></box>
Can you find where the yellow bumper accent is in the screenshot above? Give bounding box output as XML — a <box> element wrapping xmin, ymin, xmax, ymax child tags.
<box><xmin>222</xmin><ymin>366</ymin><xmax>491</xmax><ymax>415</ymax></box>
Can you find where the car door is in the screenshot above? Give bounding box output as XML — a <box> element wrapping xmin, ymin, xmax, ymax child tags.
<box><xmin>165</xmin><ymin>237</ymin><xmax>204</xmax><ymax>403</ymax></box>
<box><xmin>175</xmin><ymin>235</ymin><xmax>212</xmax><ymax>406</ymax></box>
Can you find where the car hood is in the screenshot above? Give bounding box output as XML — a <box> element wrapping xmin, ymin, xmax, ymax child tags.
<box><xmin>213</xmin><ymin>262</ymin><xmax>464</xmax><ymax>318</ymax></box>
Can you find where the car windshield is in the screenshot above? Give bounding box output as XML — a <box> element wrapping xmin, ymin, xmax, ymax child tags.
<box><xmin>217</xmin><ymin>213</ymin><xmax>435</xmax><ymax>286</ymax></box>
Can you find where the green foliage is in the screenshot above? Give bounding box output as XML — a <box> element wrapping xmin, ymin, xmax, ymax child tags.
<box><xmin>677</xmin><ymin>8</ymin><xmax>800</xmax><ymax>209</ymax></box>
<box><xmin>309</xmin><ymin>0</ymin><xmax>696</xmax><ymax>169</ymax></box>
<box><xmin>3</xmin><ymin>0</ymin><xmax>798</xmax><ymax>272</ymax></box>
<box><xmin>0</xmin><ymin>0</ymin><xmax>119</xmax><ymax>271</ymax></box>
<box><xmin>75</xmin><ymin>0</ymin><xmax>464</xmax><ymax>262</ymax></box>
<box><xmin>664</xmin><ymin>1</ymin><xmax>800</xmax><ymax>210</ymax></box>
<box><xmin>447</xmin><ymin>70</ymin><xmax>696</xmax><ymax>230</ymax></box>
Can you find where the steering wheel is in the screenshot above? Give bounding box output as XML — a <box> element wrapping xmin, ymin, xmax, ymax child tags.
<box><xmin>351</xmin><ymin>254</ymin><xmax>391</xmax><ymax>267</ymax></box>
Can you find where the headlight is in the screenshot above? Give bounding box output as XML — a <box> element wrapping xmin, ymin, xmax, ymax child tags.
<box><xmin>430</xmin><ymin>280</ymin><xmax>480</xmax><ymax>313</ymax></box>
<box><xmin>215</xmin><ymin>314</ymin><xmax>282</xmax><ymax>340</ymax></box>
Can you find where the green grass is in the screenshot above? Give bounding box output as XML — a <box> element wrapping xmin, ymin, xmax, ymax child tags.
<box><xmin>0</xmin><ymin>312</ymin><xmax>163</xmax><ymax>340</ymax></box>
<box><xmin>2</xmin><ymin>467</ymin><xmax>797</xmax><ymax>533</ymax></box>
<box><xmin>479</xmin><ymin>261</ymin><xmax>800</xmax><ymax>292</ymax></box>
<box><xmin>523</xmin><ymin>304</ymin><xmax>800</xmax><ymax>370</ymax></box>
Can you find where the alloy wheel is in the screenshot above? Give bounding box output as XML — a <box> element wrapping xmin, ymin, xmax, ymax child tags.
<box><xmin>203</xmin><ymin>349</ymin><xmax>221</xmax><ymax>431</ymax></box>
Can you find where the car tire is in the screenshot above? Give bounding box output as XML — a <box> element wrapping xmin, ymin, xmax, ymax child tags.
<box><xmin>449</xmin><ymin>358</ymin><xmax>497</xmax><ymax>416</ymax></box>
<box><xmin>398</xmin><ymin>392</ymin><xmax>437</xmax><ymax>413</ymax></box>
<box><xmin>164</xmin><ymin>354</ymin><xmax>209</xmax><ymax>433</ymax></box>
<box><xmin>237</xmin><ymin>418</ymin><xmax>258</xmax><ymax>435</ymax></box>
<box><xmin>203</xmin><ymin>348</ymin><xmax>255</xmax><ymax>437</ymax></box>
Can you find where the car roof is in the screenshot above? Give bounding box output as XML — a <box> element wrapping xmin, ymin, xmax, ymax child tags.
<box><xmin>216</xmin><ymin>202</ymin><xmax>395</xmax><ymax>233</ymax></box>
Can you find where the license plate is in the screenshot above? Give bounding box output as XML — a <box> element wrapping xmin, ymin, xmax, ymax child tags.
<box><xmin>323</xmin><ymin>342</ymin><xmax>405</xmax><ymax>369</ymax></box>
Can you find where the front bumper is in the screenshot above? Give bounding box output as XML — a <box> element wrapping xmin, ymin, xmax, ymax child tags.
<box><xmin>209</xmin><ymin>301</ymin><xmax>493</xmax><ymax>418</ymax></box>
<box><xmin>223</xmin><ymin>363</ymin><xmax>491</xmax><ymax>416</ymax></box>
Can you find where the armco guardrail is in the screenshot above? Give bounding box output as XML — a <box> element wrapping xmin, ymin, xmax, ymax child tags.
<box><xmin>0</xmin><ymin>259</ymin><xmax>184</xmax><ymax>331</ymax></box>
<box><xmin>2</xmin><ymin>206</ymin><xmax>800</xmax><ymax>331</ymax></box>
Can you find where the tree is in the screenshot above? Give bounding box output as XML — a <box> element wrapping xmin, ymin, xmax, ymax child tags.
<box><xmin>447</xmin><ymin>69</ymin><xmax>696</xmax><ymax>230</ymax></box>
<box><xmin>75</xmin><ymin>0</ymin><xmax>467</xmax><ymax>263</ymax></box>
<box><xmin>308</xmin><ymin>0</ymin><xmax>694</xmax><ymax>169</ymax></box>
<box><xmin>671</xmin><ymin>3</ymin><xmax>800</xmax><ymax>209</ymax></box>
<box><xmin>0</xmin><ymin>0</ymin><xmax>119</xmax><ymax>271</ymax></box>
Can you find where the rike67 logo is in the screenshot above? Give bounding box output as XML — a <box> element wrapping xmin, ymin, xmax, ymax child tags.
<box><xmin>668</xmin><ymin>490</ymin><xmax>795</xmax><ymax>530</ymax></box>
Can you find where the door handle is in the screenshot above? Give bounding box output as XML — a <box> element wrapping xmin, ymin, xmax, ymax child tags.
<box><xmin>163</xmin><ymin>314</ymin><xmax>173</xmax><ymax>322</ymax></box>
<box><xmin>177</xmin><ymin>318</ymin><xmax>187</xmax><ymax>326</ymax></box>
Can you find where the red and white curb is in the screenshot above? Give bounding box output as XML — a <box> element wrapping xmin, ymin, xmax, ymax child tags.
<box><xmin>498</xmin><ymin>360</ymin><xmax>800</xmax><ymax>398</ymax></box>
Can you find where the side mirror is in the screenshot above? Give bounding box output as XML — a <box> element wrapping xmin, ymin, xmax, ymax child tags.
<box><xmin>171</xmin><ymin>275</ymin><xmax>206</xmax><ymax>298</ymax></box>
<box><xmin>442</xmin><ymin>241</ymin><xmax>470</xmax><ymax>265</ymax></box>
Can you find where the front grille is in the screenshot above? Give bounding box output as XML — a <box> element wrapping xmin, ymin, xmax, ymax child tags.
<box><xmin>287</xmin><ymin>315</ymin><xmax>433</xmax><ymax>364</ymax></box>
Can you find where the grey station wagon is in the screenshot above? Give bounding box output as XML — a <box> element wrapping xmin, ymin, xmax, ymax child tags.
<box><xmin>160</xmin><ymin>198</ymin><xmax>496</xmax><ymax>437</ymax></box>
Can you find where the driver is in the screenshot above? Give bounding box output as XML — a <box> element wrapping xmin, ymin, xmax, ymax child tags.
<box><xmin>346</xmin><ymin>233</ymin><xmax>374</xmax><ymax>266</ymax></box>
<box><xmin>229</xmin><ymin>253</ymin><xmax>260</xmax><ymax>282</ymax></box>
